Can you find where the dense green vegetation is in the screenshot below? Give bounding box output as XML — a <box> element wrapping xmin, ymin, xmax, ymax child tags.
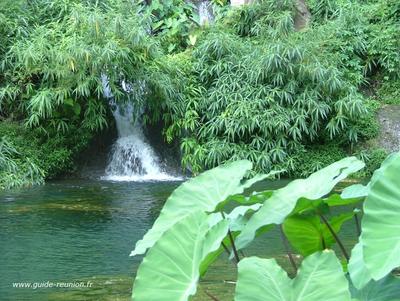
<box><xmin>0</xmin><ymin>135</ymin><xmax>44</xmax><ymax>189</ymax></box>
<box><xmin>1</xmin><ymin>1</ymin><xmax>400</xmax><ymax>299</ymax></box>
<box><xmin>161</xmin><ymin>2</ymin><xmax>366</xmax><ymax>174</ymax></box>
<box><xmin>1</xmin><ymin>0</ymin><xmax>400</xmax><ymax>188</ymax></box>
<box><xmin>131</xmin><ymin>152</ymin><xmax>400</xmax><ymax>300</ymax></box>
<box><xmin>0</xmin><ymin>0</ymin><xmax>158</xmax><ymax>187</ymax></box>
<box><xmin>0</xmin><ymin>122</ymin><xmax>92</xmax><ymax>189</ymax></box>
<box><xmin>159</xmin><ymin>0</ymin><xmax>400</xmax><ymax>175</ymax></box>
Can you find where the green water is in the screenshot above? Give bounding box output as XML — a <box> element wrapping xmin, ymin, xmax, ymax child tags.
<box><xmin>0</xmin><ymin>179</ymin><xmax>357</xmax><ymax>301</ymax></box>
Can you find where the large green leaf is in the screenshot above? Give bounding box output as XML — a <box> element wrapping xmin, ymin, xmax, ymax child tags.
<box><xmin>226</xmin><ymin>204</ymin><xmax>262</xmax><ymax>231</ymax></box>
<box><xmin>235</xmin><ymin>157</ymin><xmax>364</xmax><ymax>251</ymax></box>
<box><xmin>348</xmin><ymin>241</ymin><xmax>372</xmax><ymax>290</ymax></box>
<box><xmin>131</xmin><ymin>160</ymin><xmax>271</xmax><ymax>256</ymax></box>
<box><xmin>289</xmin><ymin>198</ymin><xmax>324</xmax><ymax>215</ymax></box>
<box><xmin>341</xmin><ymin>184</ymin><xmax>369</xmax><ymax>199</ymax></box>
<box><xmin>199</xmin><ymin>204</ymin><xmax>263</xmax><ymax>276</ymax></box>
<box><xmin>323</xmin><ymin>193</ymin><xmax>364</xmax><ymax>206</ymax></box>
<box><xmin>283</xmin><ymin>212</ymin><xmax>354</xmax><ymax>256</ymax></box>
<box><xmin>235</xmin><ymin>256</ymin><xmax>291</xmax><ymax>301</ymax></box>
<box><xmin>350</xmin><ymin>275</ymin><xmax>400</xmax><ymax>301</ymax></box>
<box><xmin>132</xmin><ymin>211</ymin><xmax>229</xmax><ymax>301</ymax></box>
<box><xmin>283</xmin><ymin>215</ymin><xmax>328</xmax><ymax>256</ymax></box>
<box><xmin>227</xmin><ymin>190</ymin><xmax>274</xmax><ymax>206</ymax></box>
<box><xmin>235</xmin><ymin>251</ymin><xmax>352</xmax><ymax>301</ymax></box>
<box><xmin>360</xmin><ymin>152</ymin><xmax>400</xmax><ymax>280</ymax></box>
<box><xmin>289</xmin><ymin>191</ymin><xmax>362</xmax><ymax>214</ymax></box>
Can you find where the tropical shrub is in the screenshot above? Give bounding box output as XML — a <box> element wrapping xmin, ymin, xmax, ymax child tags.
<box><xmin>309</xmin><ymin>0</ymin><xmax>400</xmax><ymax>79</ymax></box>
<box><xmin>146</xmin><ymin>0</ymin><xmax>400</xmax><ymax>176</ymax></box>
<box><xmin>130</xmin><ymin>152</ymin><xmax>400</xmax><ymax>300</ymax></box>
<box><xmin>0</xmin><ymin>0</ymin><xmax>173</xmax><ymax>187</ymax></box>
<box><xmin>0</xmin><ymin>0</ymin><xmax>158</xmax><ymax>132</ymax></box>
<box><xmin>377</xmin><ymin>78</ymin><xmax>400</xmax><ymax>105</ymax></box>
<box><xmin>362</xmin><ymin>0</ymin><xmax>400</xmax><ymax>77</ymax></box>
<box><xmin>2</xmin><ymin>0</ymin><xmax>399</xmax><ymax>184</ymax></box>
<box><xmin>158</xmin><ymin>0</ymin><xmax>369</xmax><ymax>175</ymax></box>
<box><xmin>355</xmin><ymin>148</ymin><xmax>388</xmax><ymax>178</ymax></box>
<box><xmin>0</xmin><ymin>122</ymin><xmax>93</xmax><ymax>187</ymax></box>
<box><xmin>0</xmin><ymin>136</ymin><xmax>44</xmax><ymax>190</ymax></box>
<box><xmin>290</xmin><ymin>143</ymin><xmax>347</xmax><ymax>178</ymax></box>
<box><xmin>138</xmin><ymin>0</ymin><xmax>200</xmax><ymax>53</ymax></box>
<box><xmin>0</xmin><ymin>0</ymin><xmax>27</xmax><ymax>57</ymax></box>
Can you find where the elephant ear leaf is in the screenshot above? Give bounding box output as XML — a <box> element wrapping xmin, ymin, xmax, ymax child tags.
<box><xmin>283</xmin><ymin>212</ymin><xmax>354</xmax><ymax>256</ymax></box>
<box><xmin>349</xmin><ymin>275</ymin><xmax>400</xmax><ymax>301</ymax></box>
<box><xmin>235</xmin><ymin>256</ymin><xmax>291</xmax><ymax>301</ymax></box>
<box><xmin>235</xmin><ymin>251</ymin><xmax>352</xmax><ymax>301</ymax></box>
<box><xmin>131</xmin><ymin>160</ymin><xmax>273</xmax><ymax>256</ymax></box>
<box><xmin>283</xmin><ymin>215</ymin><xmax>325</xmax><ymax>256</ymax></box>
<box><xmin>360</xmin><ymin>152</ymin><xmax>400</xmax><ymax>280</ymax></box>
<box><xmin>235</xmin><ymin>157</ymin><xmax>364</xmax><ymax>251</ymax></box>
<box><xmin>341</xmin><ymin>184</ymin><xmax>369</xmax><ymax>199</ymax></box>
<box><xmin>132</xmin><ymin>211</ymin><xmax>229</xmax><ymax>301</ymax></box>
<box><xmin>292</xmin><ymin>251</ymin><xmax>352</xmax><ymax>301</ymax></box>
<box><xmin>348</xmin><ymin>242</ymin><xmax>372</xmax><ymax>290</ymax></box>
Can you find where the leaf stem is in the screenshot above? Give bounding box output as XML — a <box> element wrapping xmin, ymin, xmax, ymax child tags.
<box><xmin>227</xmin><ymin>229</ymin><xmax>241</xmax><ymax>264</ymax></box>
<box><xmin>354</xmin><ymin>211</ymin><xmax>361</xmax><ymax>237</ymax></box>
<box><xmin>220</xmin><ymin>211</ymin><xmax>240</xmax><ymax>263</ymax></box>
<box><xmin>279</xmin><ymin>225</ymin><xmax>297</xmax><ymax>273</ymax></box>
<box><xmin>320</xmin><ymin>214</ymin><xmax>349</xmax><ymax>261</ymax></box>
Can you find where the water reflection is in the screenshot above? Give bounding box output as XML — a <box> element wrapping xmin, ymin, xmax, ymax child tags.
<box><xmin>0</xmin><ymin>179</ymin><xmax>357</xmax><ymax>301</ymax></box>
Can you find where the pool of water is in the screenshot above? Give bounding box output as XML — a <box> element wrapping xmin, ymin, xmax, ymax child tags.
<box><xmin>0</xmin><ymin>179</ymin><xmax>358</xmax><ymax>300</ymax></box>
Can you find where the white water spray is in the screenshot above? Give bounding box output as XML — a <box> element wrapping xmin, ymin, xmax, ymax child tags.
<box><xmin>101</xmin><ymin>76</ymin><xmax>180</xmax><ymax>182</ymax></box>
<box><xmin>198</xmin><ymin>1</ymin><xmax>214</xmax><ymax>25</ymax></box>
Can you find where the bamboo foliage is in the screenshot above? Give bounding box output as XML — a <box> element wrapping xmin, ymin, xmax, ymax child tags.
<box><xmin>161</xmin><ymin>0</ymin><xmax>367</xmax><ymax>174</ymax></box>
<box><xmin>0</xmin><ymin>0</ymin><xmax>158</xmax><ymax>132</ymax></box>
<box><xmin>0</xmin><ymin>136</ymin><xmax>44</xmax><ymax>189</ymax></box>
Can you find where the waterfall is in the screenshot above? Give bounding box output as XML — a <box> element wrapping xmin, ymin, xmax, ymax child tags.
<box><xmin>198</xmin><ymin>1</ymin><xmax>214</xmax><ymax>25</ymax></box>
<box><xmin>101</xmin><ymin>76</ymin><xmax>180</xmax><ymax>182</ymax></box>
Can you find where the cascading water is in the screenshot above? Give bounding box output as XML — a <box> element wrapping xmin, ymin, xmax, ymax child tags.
<box><xmin>197</xmin><ymin>0</ymin><xmax>214</xmax><ymax>25</ymax></box>
<box><xmin>101</xmin><ymin>76</ymin><xmax>180</xmax><ymax>181</ymax></box>
<box><xmin>100</xmin><ymin>0</ymin><xmax>216</xmax><ymax>181</ymax></box>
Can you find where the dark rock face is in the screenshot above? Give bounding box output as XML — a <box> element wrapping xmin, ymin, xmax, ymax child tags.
<box><xmin>377</xmin><ymin>105</ymin><xmax>400</xmax><ymax>152</ymax></box>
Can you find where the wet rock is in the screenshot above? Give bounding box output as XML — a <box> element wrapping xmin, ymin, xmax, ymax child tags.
<box><xmin>294</xmin><ymin>0</ymin><xmax>311</xmax><ymax>30</ymax></box>
<box><xmin>377</xmin><ymin>105</ymin><xmax>400</xmax><ymax>152</ymax></box>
